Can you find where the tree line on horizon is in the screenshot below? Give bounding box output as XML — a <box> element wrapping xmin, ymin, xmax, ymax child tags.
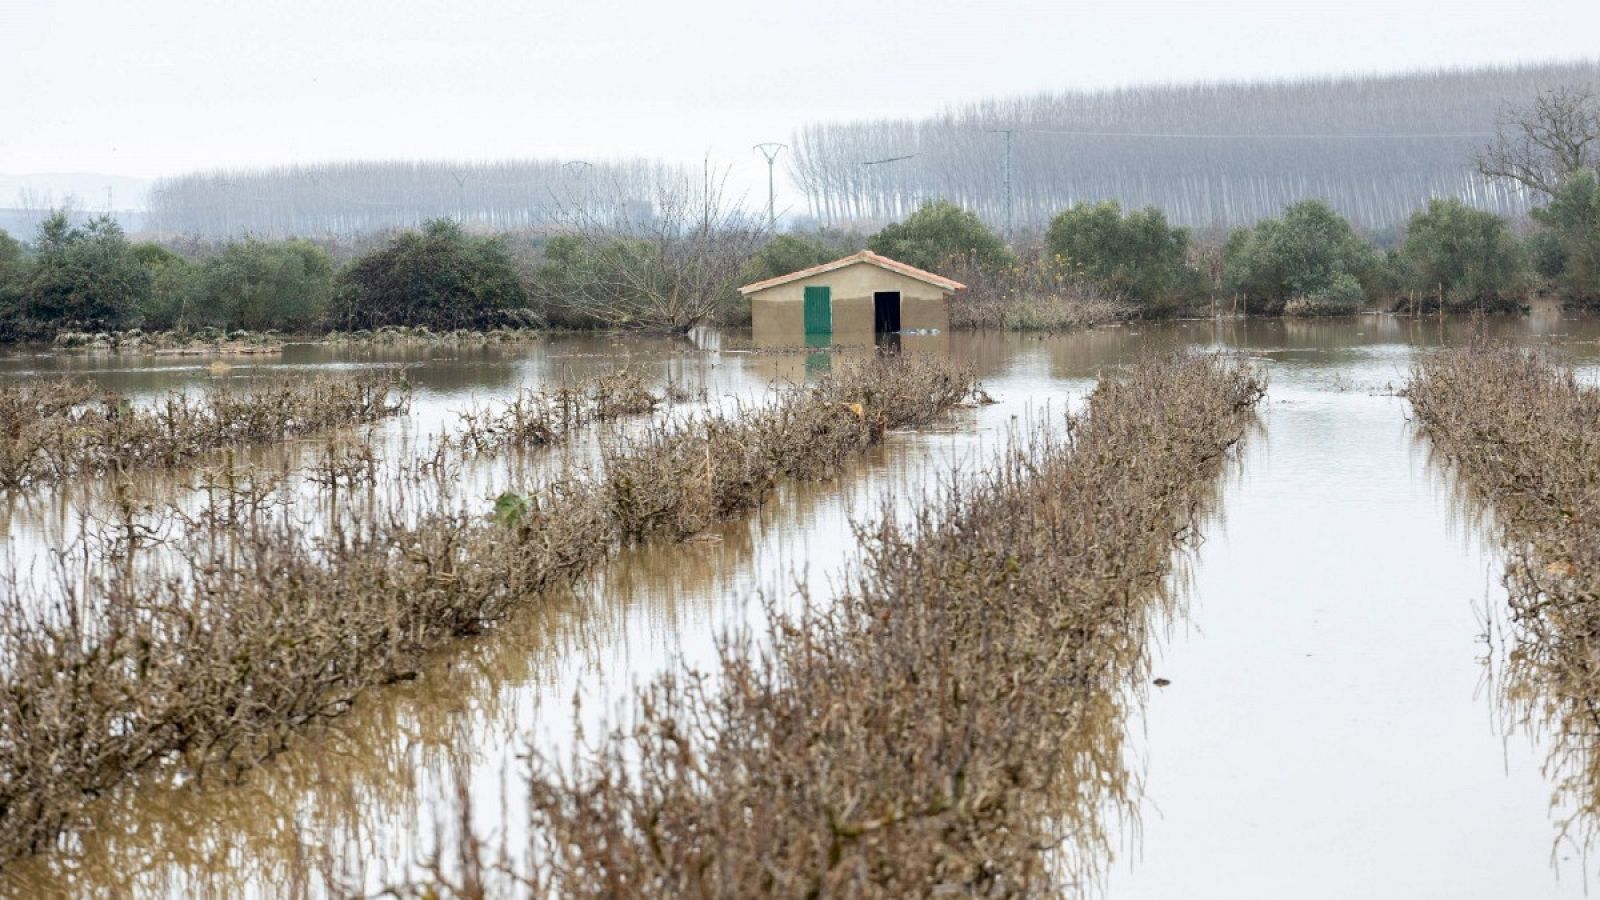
<box><xmin>1</xmin><ymin>81</ymin><xmax>1595</xmax><ymax>339</ymax></box>
<box><xmin>789</xmin><ymin>60</ymin><xmax>1600</xmax><ymax>230</ymax></box>
<box><xmin>146</xmin><ymin>158</ymin><xmax>684</xmax><ymax>239</ymax></box>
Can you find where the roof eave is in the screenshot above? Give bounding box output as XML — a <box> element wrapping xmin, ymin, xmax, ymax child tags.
<box><xmin>738</xmin><ymin>250</ymin><xmax>965</xmax><ymax>295</ymax></box>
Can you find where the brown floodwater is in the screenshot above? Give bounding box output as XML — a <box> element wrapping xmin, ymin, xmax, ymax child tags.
<box><xmin>5</xmin><ymin>312</ymin><xmax>1600</xmax><ymax>897</ymax></box>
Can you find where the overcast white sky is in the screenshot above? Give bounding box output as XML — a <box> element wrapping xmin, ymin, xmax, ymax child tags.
<box><xmin>3</xmin><ymin>0</ymin><xmax>1599</xmax><ymax>201</ymax></box>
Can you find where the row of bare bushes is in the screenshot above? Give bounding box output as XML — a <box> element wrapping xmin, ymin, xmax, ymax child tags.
<box><xmin>0</xmin><ymin>354</ymin><xmax>976</xmax><ymax>867</ymax></box>
<box><xmin>0</xmin><ymin>371</ymin><xmax>410</xmax><ymax>489</ymax></box>
<box><xmin>448</xmin><ymin>369</ymin><xmax>684</xmax><ymax>455</ymax></box>
<box><xmin>481</xmin><ymin>354</ymin><xmax>1265</xmax><ymax>897</ymax></box>
<box><xmin>1406</xmin><ymin>345</ymin><xmax>1600</xmax><ymax>838</ymax></box>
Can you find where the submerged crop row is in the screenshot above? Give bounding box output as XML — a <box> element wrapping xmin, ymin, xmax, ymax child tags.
<box><xmin>447</xmin><ymin>368</ymin><xmax>683</xmax><ymax>456</ymax></box>
<box><xmin>511</xmin><ymin>354</ymin><xmax>1264</xmax><ymax>897</ymax></box>
<box><xmin>0</xmin><ymin>354</ymin><xmax>976</xmax><ymax>866</ymax></box>
<box><xmin>0</xmin><ymin>370</ymin><xmax>410</xmax><ymax>489</ymax></box>
<box><xmin>1407</xmin><ymin>346</ymin><xmax>1600</xmax><ymax>838</ymax></box>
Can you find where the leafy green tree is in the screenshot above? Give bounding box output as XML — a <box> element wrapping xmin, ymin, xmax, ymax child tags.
<box><xmin>130</xmin><ymin>243</ymin><xmax>199</xmax><ymax>331</ymax></box>
<box><xmin>1222</xmin><ymin>200</ymin><xmax>1378</xmax><ymax>315</ymax></box>
<box><xmin>742</xmin><ymin>234</ymin><xmax>843</xmax><ymax>284</ymax></box>
<box><xmin>1526</xmin><ymin>229</ymin><xmax>1569</xmax><ymax>281</ymax></box>
<box><xmin>1530</xmin><ymin>170</ymin><xmax>1600</xmax><ymax>304</ymax></box>
<box><xmin>1394</xmin><ymin>199</ymin><xmax>1527</xmax><ymax>309</ymax></box>
<box><xmin>329</xmin><ymin>220</ymin><xmax>528</xmax><ymax>330</ymax></box>
<box><xmin>713</xmin><ymin>233</ymin><xmax>853</xmax><ymax>326</ymax></box>
<box><xmin>195</xmin><ymin>239</ymin><xmax>332</xmax><ymax>331</ymax></box>
<box><xmin>1044</xmin><ymin>201</ymin><xmax>1194</xmax><ymax>309</ymax></box>
<box><xmin>526</xmin><ymin>234</ymin><xmax>603</xmax><ymax>329</ymax></box>
<box><xmin>868</xmin><ymin>201</ymin><xmax>1011</xmax><ymax>272</ymax></box>
<box><xmin>0</xmin><ymin>230</ymin><xmax>29</xmax><ymax>339</ymax></box>
<box><xmin>24</xmin><ymin>212</ymin><xmax>149</xmax><ymax>331</ymax></box>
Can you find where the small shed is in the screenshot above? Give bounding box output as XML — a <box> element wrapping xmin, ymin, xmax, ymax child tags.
<box><xmin>739</xmin><ymin>250</ymin><xmax>964</xmax><ymax>346</ymax></box>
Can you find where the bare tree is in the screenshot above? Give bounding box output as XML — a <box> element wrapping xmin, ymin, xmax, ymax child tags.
<box><xmin>554</xmin><ymin>163</ymin><xmax>764</xmax><ymax>333</ymax></box>
<box><xmin>1476</xmin><ymin>85</ymin><xmax>1600</xmax><ymax>197</ymax></box>
<box><xmin>791</xmin><ymin>60</ymin><xmax>1600</xmax><ymax>230</ymax></box>
<box><xmin>146</xmin><ymin>158</ymin><xmax>682</xmax><ymax>238</ymax></box>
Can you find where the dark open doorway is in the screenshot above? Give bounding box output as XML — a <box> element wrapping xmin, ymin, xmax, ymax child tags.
<box><xmin>873</xmin><ymin>291</ymin><xmax>902</xmax><ymax>333</ymax></box>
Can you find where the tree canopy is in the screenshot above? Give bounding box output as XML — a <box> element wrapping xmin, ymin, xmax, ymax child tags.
<box><xmin>1531</xmin><ymin>170</ymin><xmax>1600</xmax><ymax>303</ymax></box>
<box><xmin>868</xmin><ymin>201</ymin><xmax>1011</xmax><ymax>273</ymax></box>
<box><xmin>329</xmin><ymin>220</ymin><xmax>527</xmax><ymax>331</ymax></box>
<box><xmin>23</xmin><ymin>213</ymin><xmax>149</xmax><ymax>331</ymax></box>
<box><xmin>1045</xmin><ymin>201</ymin><xmax>1192</xmax><ymax>307</ymax></box>
<box><xmin>1222</xmin><ymin>201</ymin><xmax>1378</xmax><ymax>315</ymax></box>
<box><xmin>1395</xmin><ymin>198</ymin><xmax>1528</xmax><ymax>308</ymax></box>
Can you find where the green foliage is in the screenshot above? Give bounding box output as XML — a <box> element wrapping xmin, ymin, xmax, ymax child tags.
<box><xmin>23</xmin><ymin>212</ymin><xmax>150</xmax><ymax>332</ymax></box>
<box><xmin>130</xmin><ymin>243</ymin><xmax>198</xmax><ymax>331</ymax></box>
<box><xmin>527</xmin><ymin>235</ymin><xmax>602</xmax><ymax>329</ymax></box>
<box><xmin>1282</xmin><ymin>273</ymin><xmax>1365</xmax><ymax>316</ymax></box>
<box><xmin>0</xmin><ymin>230</ymin><xmax>26</xmax><ymax>302</ymax></box>
<box><xmin>1527</xmin><ymin>229</ymin><xmax>1569</xmax><ymax>280</ymax></box>
<box><xmin>1531</xmin><ymin>170</ymin><xmax>1600</xmax><ymax>303</ymax></box>
<box><xmin>1394</xmin><ymin>198</ymin><xmax>1528</xmax><ymax>309</ymax></box>
<box><xmin>721</xmin><ymin>234</ymin><xmax>850</xmax><ymax>326</ymax></box>
<box><xmin>329</xmin><ymin>219</ymin><xmax>528</xmax><ymax>331</ymax></box>
<box><xmin>492</xmin><ymin>491</ymin><xmax>533</xmax><ymax>527</ymax></box>
<box><xmin>195</xmin><ymin>239</ymin><xmax>333</xmax><ymax>331</ymax></box>
<box><xmin>742</xmin><ymin>234</ymin><xmax>842</xmax><ymax>285</ymax></box>
<box><xmin>1221</xmin><ymin>200</ymin><xmax>1378</xmax><ymax>314</ymax></box>
<box><xmin>868</xmin><ymin>201</ymin><xmax>1011</xmax><ymax>272</ymax></box>
<box><xmin>0</xmin><ymin>231</ymin><xmax>28</xmax><ymax>340</ymax></box>
<box><xmin>1044</xmin><ymin>201</ymin><xmax>1195</xmax><ymax>310</ymax></box>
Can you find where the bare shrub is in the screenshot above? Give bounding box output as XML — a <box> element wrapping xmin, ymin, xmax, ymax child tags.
<box><xmin>0</xmin><ymin>371</ymin><xmax>410</xmax><ymax>489</ymax></box>
<box><xmin>602</xmin><ymin>354</ymin><xmax>978</xmax><ymax>541</ymax></box>
<box><xmin>511</xmin><ymin>353</ymin><xmax>1263</xmax><ymax>896</ymax></box>
<box><xmin>1407</xmin><ymin>345</ymin><xmax>1600</xmax><ymax>844</ymax></box>
<box><xmin>547</xmin><ymin>167</ymin><xmax>767</xmax><ymax>333</ymax></box>
<box><xmin>451</xmin><ymin>369</ymin><xmax>667</xmax><ymax>455</ymax></box>
<box><xmin>946</xmin><ymin>251</ymin><xmax>1133</xmax><ymax>331</ymax></box>
<box><xmin>0</xmin><ymin>354</ymin><xmax>976</xmax><ymax>867</ymax></box>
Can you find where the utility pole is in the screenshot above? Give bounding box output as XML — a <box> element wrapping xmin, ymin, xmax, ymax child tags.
<box><xmin>984</xmin><ymin>128</ymin><xmax>1016</xmax><ymax>240</ymax></box>
<box><xmin>753</xmin><ymin>143</ymin><xmax>786</xmax><ymax>232</ymax></box>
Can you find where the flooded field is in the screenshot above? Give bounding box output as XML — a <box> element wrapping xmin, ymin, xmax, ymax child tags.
<box><xmin>5</xmin><ymin>313</ymin><xmax>1600</xmax><ymax>897</ymax></box>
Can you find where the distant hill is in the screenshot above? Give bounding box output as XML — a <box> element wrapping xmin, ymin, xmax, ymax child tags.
<box><xmin>790</xmin><ymin>59</ymin><xmax>1600</xmax><ymax>231</ymax></box>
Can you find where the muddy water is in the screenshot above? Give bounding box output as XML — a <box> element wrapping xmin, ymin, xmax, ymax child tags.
<box><xmin>5</xmin><ymin>315</ymin><xmax>1600</xmax><ymax>896</ymax></box>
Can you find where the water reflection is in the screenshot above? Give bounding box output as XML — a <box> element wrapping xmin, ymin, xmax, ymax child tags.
<box><xmin>11</xmin><ymin>317</ymin><xmax>1600</xmax><ymax>896</ymax></box>
<box><xmin>1429</xmin><ymin>425</ymin><xmax>1600</xmax><ymax>881</ymax></box>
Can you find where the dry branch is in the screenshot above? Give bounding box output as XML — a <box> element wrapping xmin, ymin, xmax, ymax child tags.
<box><xmin>1407</xmin><ymin>346</ymin><xmax>1600</xmax><ymax>844</ymax></box>
<box><xmin>510</xmin><ymin>353</ymin><xmax>1263</xmax><ymax>897</ymax></box>
<box><xmin>0</xmin><ymin>371</ymin><xmax>410</xmax><ymax>490</ymax></box>
<box><xmin>0</xmin><ymin>353</ymin><xmax>975</xmax><ymax>866</ymax></box>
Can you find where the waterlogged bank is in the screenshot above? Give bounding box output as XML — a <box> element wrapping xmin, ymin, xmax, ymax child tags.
<box><xmin>510</xmin><ymin>355</ymin><xmax>1262</xmax><ymax>896</ymax></box>
<box><xmin>0</xmin><ymin>354</ymin><xmax>974</xmax><ymax>866</ymax></box>
<box><xmin>1408</xmin><ymin>348</ymin><xmax>1600</xmax><ymax>864</ymax></box>
<box><xmin>7</xmin><ymin>320</ymin><xmax>1600</xmax><ymax>895</ymax></box>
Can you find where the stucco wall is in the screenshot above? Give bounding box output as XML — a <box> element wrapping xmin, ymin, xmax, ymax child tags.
<box><xmin>748</xmin><ymin>261</ymin><xmax>952</xmax><ymax>346</ymax></box>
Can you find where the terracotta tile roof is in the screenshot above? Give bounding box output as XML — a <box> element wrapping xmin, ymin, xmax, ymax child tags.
<box><xmin>737</xmin><ymin>250</ymin><xmax>966</xmax><ymax>295</ymax></box>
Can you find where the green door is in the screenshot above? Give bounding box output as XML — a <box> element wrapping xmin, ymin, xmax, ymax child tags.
<box><xmin>803</xmin><ymin>285</ymin><xmax>832</xmax><ymax>335</ymax></box>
